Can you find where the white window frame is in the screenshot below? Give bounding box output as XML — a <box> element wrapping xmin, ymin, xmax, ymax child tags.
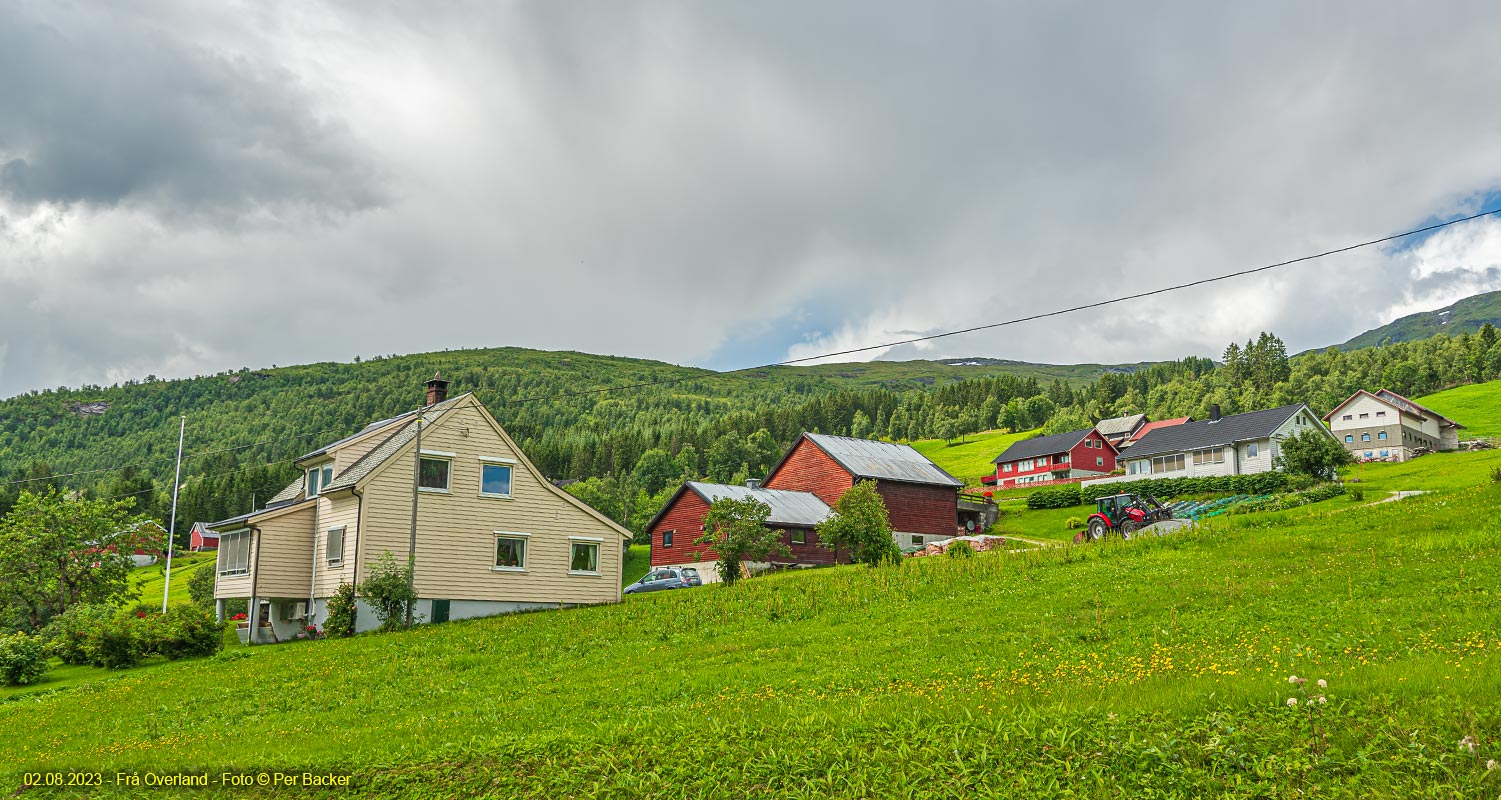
<box><xmin>1377</xmin><ymin>431</ymin><xmax>1387</xmax><ymax>440</ymax></box>
<box><xmin>493</xmin><ymin>532</ymin><xmax>529</xmax><ymax>572</ymax></box>
<box><xmin>418</xmin><ymin>451</ymin><xmax>453</xmax><ymax>493</ymax></box>
<box><xmin>568</xmin><ymin>536</ymin><xmax>603</xmax><ymax>576</ymax></box>
<box><xmin>790</xmin><ymin>529</ymin><xmax>807</xmax><ymax>545</ymax></box>
<box><xmin>1247</xmin><ymin>442</ymin><xmax>1259</xmax><ymax>458</ymax></box>
<box><xmin>306</xmin><ymin>462</ymin><xmax>334</xmax><ymax>498</ymax></box>
<box><xmin>478</xmin><ymin>456</ymin><xmax>517</xmax><ymax>499</ymax></box>
<box><xmin>1192</xmin><ymin>447</ymin><xmax>1224</xmax><ymax>466</ymax></box>
<box><xmin>326</xmin><ymin>526</ymin><xmax>346</xmax><ymax>567</ymax></box>
<box><xmin>1151</xmin><ymin>454</ymin><xmax>1186</xmax><ymax>473</ymax></box>
<box><xmin>1001</xmin><ymin>463</ymin><xmax>1012</xmax><ymax>473</ymax></box>
<box><xmin>217</xmin><ymin>529</ymin><xmax>251</xmax><ymax>576</ymax></box>
<box><xmin>1095</xmin><ymin>456</ymin><xmax>1104</xmax><ymax>467</ymax></box>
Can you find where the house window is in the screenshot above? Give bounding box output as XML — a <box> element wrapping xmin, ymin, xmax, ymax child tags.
<box><xmin>1359</xmin><ymin>413</ymin><xmax>1369</xmax><ymax>419</ymax></box>
<box><xmin>479</xmin><ymin>461</ymin><xmax>514</xmax><ymax>497</ymax></box>
<box><xmin>1345</xmin><ymin>435</ymin><xmax>1354</xmax><ymax>443</ymax></box>
<box><xmin>1150</xmin><ymin>454</ymin><xmax>1186</xmax><ymax>473</ymax></box>
<box><xmin>790</xmin><ymin>529</ymin><xmax>807</xmax><ymax>545</ymax></box>
<box><xmin>1376</xmin><ymin>411</ymin><xmax>1386</xmax><ymax>417</ymax></box>
<box><xmin>1364</xmin><ymin>451</ymin><xmax>1373</xmax><ymax>458</ymax></box>
<box><xmin>1001</xmin><ymin>463</ymin><xmax>1012</xmax><ymax>473</ymax></box>
<box><xmin>1361</xmin><ymin>433</ymin><xmax>1371</xmax><ymax>442</ymax></box>
<box><xmin>1096</xmin><ymin>456</ymin><xmax>1104</xmax><ymax>466</ymax></box>
<box><xmin>911</xmin><ymin>535</ymin><xmax>924</xmax><ymax>546</ymax></box>
<box><xmin>1058</xmin><ymin>454</ymin><xmax>1070</xmax><ymax>464</ymax></box>
<box><xmin>494</xmin><ymin>534</ymin><xmax>528</xmax><ymax>570</ymax></box>
<box><xmin>418</xmin><ymin>456</ymin><xmax>451</xmax><ymax>491</ymax></box>
<box><xmin>662</xmin><ymin>529</ymin><xmax>674</xmax><ymax>547</ymax></box>
<box><xmin>1379</xmin><ymin>449</ymin><xmax>1389</xmax><ymax>458</ymax></box>
<box><xmin>569</xmin><ymin>539</ymin><xmax>601</xmax><ymax>575</ymax></box>
<box><xmin>1377</xmin><ymin>431</ymin><xmax>1387</xmax><ymax>440</ymax></box>
<box><xmin>1128</xmin><ymin>460</ymin><xmax>1149</xmax><ymax>475</ymax></box>
<box><xmin>306</xmin><ymin>463</ymin><xmax>334</xmax><ymax>498</ymax></box>
<box><xmin>217</xmin><ymin>530</ymin><xmax>251</xmax><ymax>576</ymax></box>
<box><xmin>1247</xmin><ymin>442</ymin><xmax>1259</xmax><ymax>458</ymax></box>
<box><xmin>326</xmin><ymin>526</ymin><xmax>346</xmax><ymax>566</ymax></box>
<box><xmin>1341</xmin><ymin>414</ymin><xmax>1352</xmax><ymax>421</ymax></box>
<box><xmin>1192</xmin><ymin>448</ymin><xmax>1225</xmax><ymax>466</ymax></box>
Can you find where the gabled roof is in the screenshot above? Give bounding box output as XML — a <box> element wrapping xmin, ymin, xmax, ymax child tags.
<box><xmin>993</xmin><ymin>428</ymin><xmax>1100</xmax><ymax>464</ymax></box>
<box><xmin>683</xmin><ymin>482</ymin><xmax>832</xmax><ymax>527</ymax></box>
<box><xmin>1375</xmin><ymin>389</ymin><xmax>1464</xmax><ymax>429</ymax></box>
<box><xmin>1124</xmin><ymin>404</ymin><xmax>1309</xmax><ymax>460</ymax></box>
<box><xmin>1126</xmin><ymin>417</ymin><xmax>1192</xmax><ymax>443</ymax></box>
<box><xmin>1095</xmin><ymin>414</ymin><xmax>1147</xmax><ymax>438</ymax></box>
<box><xmin>190</xmin><ymin>522</ymin><xmax>219</xmax><ymax>539</ymax></box>
<box><xmin>782</xmin><ymin>433</ymin><xmax>962</xmax><ymax>488</ymax></box>
<box><xmin>208</xmin><ymin>497</ymin><xmax>316</xmax><ymax>530</ymax></box>
<box><xmin>320</xmin><ymin>394</ymin><xmax>469</xmax><ymax>493</ymax></box>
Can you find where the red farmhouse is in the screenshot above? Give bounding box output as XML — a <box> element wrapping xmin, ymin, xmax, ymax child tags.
<box><xmin>189</xmin><ymin>522</ymin><xmax>220</xmax><ymax>552</ymax></box>
<box><xmin>647</xmin><ymin>482</ymin><xmax>837</xmax><ymax>579</ymax></box>
<box><xmin>763</xmin><ymin>433</ymin><xmax>962</xmax><ymax>549</ymax></box>
<box><xmin>991</xmin><ymin>427</ymin><xmax>1118</xmax><ymax>488</ymax></box>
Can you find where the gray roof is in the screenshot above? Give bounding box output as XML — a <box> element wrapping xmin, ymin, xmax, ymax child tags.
<box><xmin>801</xmin><ymin>433</ymin><xmax>962</xmax><ymax>488</ymax></box>
<box><xmin>207</xmin><ymin>497</ymin><xmax>314</xmax><ymax>530</ymax></box>
<box><xmin>321</xmin><ymin>394</ymin><xmax>468</xmax><ymax>492</ymax></box>
<box><xmin>1123</xmin><ymin>404</ymin><xmax>1308</xmax><ymax>460</ymax></box>
<box><xmin>993</xmin><ymin>428</ymin><xmax>1095</xmax><ymax>464</ymax></box>
<box><xmin>1095</xmin><ymin>413</ymin><xmax>1147</xmax><ymax>438</ymax></box>
<box><xmin>266</xmin><ymin>474</ymin><xmax>305</xmax><ymax>505</ymax></box>
<box><xmin>685</xmin><ymin>482</ymin><xmax>832</xmax><ymax>526</ymax></box>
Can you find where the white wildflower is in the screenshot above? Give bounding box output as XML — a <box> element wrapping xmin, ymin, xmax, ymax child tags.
<box><xmin>1459</xmin><ymin>735</ymin><xmax>1477</xmax><ymax>753</ymax></box>
<box><xmin>1316</xmin><ymin>679</ymin><xmax>1327</xmax><ymax>689</ymax></box>
<box><xmin>1287</xmin><ymin>697</ymin><xmax>1298</xmax><ymax>707</ymax></box>
<box><xmin>1287</xmin><ymin>675</ymin><xmax>1299</xmax><ymax>684</ymax></box>
<box><xmin>1487</xmin><ymin>759</ymin><xmax>1497</xmax><ymax>771</ymax></box>
<box><xmin>1317</xmin><ymin>696</ymin><xmax>1326</xmax><ymax>705</ymax></box>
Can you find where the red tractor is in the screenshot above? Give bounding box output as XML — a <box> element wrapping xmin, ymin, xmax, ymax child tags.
<box><xmin>1082</xmin><ymin>493</ymin><xmax>1171</xmax><ymax>541</ymax></box>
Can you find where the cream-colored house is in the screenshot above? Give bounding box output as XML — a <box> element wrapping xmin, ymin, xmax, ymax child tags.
<box><xmin>1321</xmin><ymin>389</ymin><xmax>1465</xmax><ymax>462</ymax></box>
<box><xmin>211</xmin><ymin>376</ymin><xmax>630</xmax><ymax>642</ymax></box>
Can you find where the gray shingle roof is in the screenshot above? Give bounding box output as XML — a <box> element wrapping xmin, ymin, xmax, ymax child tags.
<box><xmin>320</xmin><ymin>394</ymin><xmax>468</xmax><ymax>492</ymax></box>
<box><xmin>802</xmin><ymin>433</ymin><xmax>961</xmax><ymax>488</ymax></box>
<box><xmin>208</xmin><ymin>497</ymin><xmax>315</xmax><ymax>530</ymax></box>
<box><xmin>1123</xmin><ymin>404</ymin><xmax>1307</xmax><ymax>460</ymax></box>
<box><xmin>1095</xmin><ymin>413</ymin><xmax>1147</xmax><ymax>438</ymax></box>
<box><xmin>685</xmin><ymin>482</ymin><xmax>832</xmax><ymax>526</ymax></box>
<box><xmin>266</xmin><ymin>474</ymin><xmax>306</xmax><ymax>505</ymax></box>
<box><xmin>993</xmin><ymin>428</ymin><xmax>1094</xmax><ymax>464</ymax></box>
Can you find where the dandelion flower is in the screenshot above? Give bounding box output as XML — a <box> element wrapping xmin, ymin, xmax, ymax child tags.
<box><xmin>1316</xmin><ymin>679</ymin><xmax>1327</xmax><ymax>688</ymax></box>
<box><xmin>1287</xmin><ymin>697</ymin><xmax>1298</xmax><ymax>707</ymax></box>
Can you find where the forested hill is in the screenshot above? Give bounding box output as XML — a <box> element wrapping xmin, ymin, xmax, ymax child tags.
<box><xmin>1334</xmin><ymin>289</ymin><xmax>1501</xmax><ymax>350</ymax></box>
<box><xmin>0</xmin><ymin>346</ymin><xmax>1145</xmax><ymax>499</ymax></box>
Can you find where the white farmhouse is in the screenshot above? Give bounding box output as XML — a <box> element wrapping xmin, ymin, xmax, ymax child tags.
<box><xmin>1116</xmin><ymin>403</ymin><xmax>1335</xmax><ymax>478</ymax></box>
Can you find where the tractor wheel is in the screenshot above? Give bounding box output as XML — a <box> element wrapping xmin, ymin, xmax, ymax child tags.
<box><xmin>1087</xmin><ymin>518</ymin><xmax>1108</xmax><ymax>542</ymax></box>
<box><xmin>1119</xmin><ymin>519</ymin><xmax>1140</xmax><ymax>539</ymax></box>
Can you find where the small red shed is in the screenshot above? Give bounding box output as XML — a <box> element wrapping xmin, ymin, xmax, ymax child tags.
<box><xmin>189</xmin><ymin>522</ymin><xmax>220</xmax><ymax>552</ymax></box>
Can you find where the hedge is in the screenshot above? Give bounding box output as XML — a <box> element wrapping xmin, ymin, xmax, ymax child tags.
<box><xmin>1078</xmin><ymin>472</ymin><xmax>1291</xmax><ymax>503</ymax></box>
<box><xmin>1026</xmin><ymin>485</ymin><xmax>1081</xmax><ymax>509</ymax></box>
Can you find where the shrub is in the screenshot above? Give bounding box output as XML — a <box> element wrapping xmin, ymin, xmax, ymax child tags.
<box><xmin>1027</xmin><ymin>485</ymin><xmax>1081</xmax><ymax>509</ymax></box>
<box><xmin>90</xmin><ymin>616</ymin><xmax>144</xmax><ymax>669</ymax></box>
<box><xmin>151</xmin><ymin>605</ymin><xmax>224</xmax><ymax>660</ymax></box>
<box><xmin>187</xmin><ymin>563</ymin><xmax>217</xmax><ymax>612</ymax></box>
<box><xmin>361</xmin><ymin>552</ymin><xmax>419</xmax><ymax>632</ymax></box>
<box><xmin>947</xmin><ymin>541</ymin><xmax>975</xmax><ymax>558</ymax></box>
<box><xmin>1079</xmin><ymin>473</ymin><xmax>1292</xmax><ymax>504</ymax></box>
<box><xmin>0</xmin><ymin>632</ymin><xmax>48</xmax><ymax>686</ymax></box>
<box><xmin>1349</xmin><ymin>488</ymin><xmax>1365</xmax><ymax>502</ymax></box>
<box><xmin>1490</xmin><ymin>467</ymin><xmax>1501</xmax><ymax>484</ymax></box>
<box><xmin>42</xmin><ymin>604</ymin><xmax>113</xmax><ymax>666</ymax></box>
<box><xmin>1063</xmin><ymin>516</ymin><xmax>1084</xmax><ymax>530</ymax></box>
<box><xmin>325</xmin><ymin>582</ymin><xmax>358</xmax><ymax>638</ymax></box>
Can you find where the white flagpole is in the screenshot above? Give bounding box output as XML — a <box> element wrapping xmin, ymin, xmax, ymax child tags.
<box><xmin>162</xmin><ymin>415</ymin><xmax>186</xmax><ymax>614</ymax></box>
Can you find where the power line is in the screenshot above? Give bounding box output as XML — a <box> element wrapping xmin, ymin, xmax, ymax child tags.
<box><xmin>506</xmin><ymin>206</ymin><xmax>1501</xmax><ymax>403</ymax></box>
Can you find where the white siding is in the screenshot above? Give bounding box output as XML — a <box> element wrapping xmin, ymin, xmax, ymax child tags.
<box><xmin>1328</xmin><ymin>394</ymin><xmax>1398</xmax><ymax>433</ymax></box>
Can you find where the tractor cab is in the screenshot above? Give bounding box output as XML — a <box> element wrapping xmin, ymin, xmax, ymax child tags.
<box><xmin>1083</xmin><ymin>493</ymin><xmax>1171</xmax><ymax>542</ymax></box>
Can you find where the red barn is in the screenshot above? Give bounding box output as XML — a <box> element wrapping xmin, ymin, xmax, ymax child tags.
<box><xmin>189</xmin><ymin>522</ymin><xmax>220</xmax><ymax>552</ymax></box>
<box><xmin>646</xmin><ymin>481</ymin><xmax>836</xmax><ymax>582</ymax></box>
<box><xmin>763</xmin><ymin>433</ymin><xmax>963</xmax><ymax>550</ymax></box>
<box><xmin>991</xmin><ymin>427</ymin><xmax>1118</xmax><ymax>488</ymax></box>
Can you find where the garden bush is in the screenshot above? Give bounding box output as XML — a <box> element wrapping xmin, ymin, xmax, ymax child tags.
<box><xmin>187</xmin><ymin>562</ymin><xmax>217</xmax><ymax>611</ymax></box>
<box><xmin>0</xmin><ymin>632</ymin><xmax>48</xmax><ymax>686</ymax></box>
<box><xmin>325</xmin><ymin>582</ymin><xmax>358</xmax><ymax>638</ymax></box>
<box><xmin>1063</xmin><ymin>516</ymin><xmax>1084</xmax><ymax>530</ymax></box>
<box><xmin>946</xmin><ymin>541</ymin><xmax>975</xmax><ymax>558</ymax></box>
<box><xmin>89</xmin><ymin>616</ymin><xmax>144</xmax><ymax>670</ymax></box>
<box><xmin>149</xmin><ymin>605</ymin><xmax>224</xmax><ymax>660</ymax></box>
<box><xmin>43</xmin><ymin>604</ymin><xmax>113</xmax><ymax>666</ymax></box>
<box><xmin>1079</xmin><ymin>472</ymin><xmax>1291</xmax><ymax>503</ymax></box>
<box><xmin>1026</xmin><ymin>485</ymin><xmax>1081</xmax><ymax>509</ymax></box>
<box><xmin>361</xmin><ymin>552</ymin><xmax>419</xmax><ymax>631</ymax></box>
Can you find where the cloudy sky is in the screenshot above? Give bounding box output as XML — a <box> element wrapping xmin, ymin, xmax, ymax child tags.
<box><xmin>4</xmin><ymin>2</ymin><xmax>1501</xmax><ymax>397</ymax></box>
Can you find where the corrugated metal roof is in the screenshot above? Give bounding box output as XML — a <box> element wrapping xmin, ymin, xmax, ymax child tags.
<box><xmin>321</xmin><ymin>394</ymin><xmax>468</xmax><ymax>492</ymax></box>
<box><xmin>993</xmin><ymin>428</ymin><xmax>1094</xmax><ymax>463</ymax></box>
<box><xmin>804</xmin><ymin>433</ymin><xmax>962</xmax><ymax>487</ymax></box>
<box><xmin>1124</xmin><ymin>404</ymin><xmax>1308</xmax><ymax>460</ymax></box>
<box><xmin>685</xmin><ymin>482</ymin><xmax>832</xmax><ymax>526</ymax></box>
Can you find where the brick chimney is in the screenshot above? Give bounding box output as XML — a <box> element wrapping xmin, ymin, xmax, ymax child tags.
<box><xmin>425</xmin><ymin>372</ymin><xmax>449</xmax><ymax>406</ymax></box>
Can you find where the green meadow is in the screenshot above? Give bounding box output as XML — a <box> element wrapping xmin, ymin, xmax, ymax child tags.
<box><xmin>1417</xmin><ymin>380</ymin><xmax>1501</xmax><ymax>439</ymax></box>
<box><xmin>5</xmin><ymin>467</ymin><xmax>1499</xmax><ymax>797</ymax></box>
<box><xmin>912</xmin><ymin>427</ymin><xmax>1040</xmax><ymax>487</ymax></box>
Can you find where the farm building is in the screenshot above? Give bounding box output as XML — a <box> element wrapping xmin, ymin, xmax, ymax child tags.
<box><xmin>646</xmin><ymin>481</ymin><xmax>836</xmax><ymax>582</ymax></box>
<box><xmin>188</xmin><ymin>522</ymin><xmax>219</xmax><ymax>552</ymax></box>
<box><xmin>1094</xmin><ymin>413</ymin><xmax>1148</xmax><ymax>448</ymax></box>
<box><xmin>1322</xmin><ymin>389</ymin><xmax>1465</xmax><ymax>462</ymax></box>
<box><xmin>1109</xmin><ymin>403</ymin><xmax>1333</xmax><ymax>479</ymax></box>
<box><xmin>763</xmin><ymin>433</ymin><xmax>963</xmax><ymax>550</ymax></box>
<box><xmin>1122</xmin><ymin>416</ymin><xmax>1192</xmax><ymax>448</ymax></box>
<box><xmin>209</xmin><ymin>375</ymin><xmax>631</xmax><ymax>643</ymax></box>
<box><xmin>990</xmin><ymin>427</ymin><xmax>1118</xmax><ymax>489</ymax></box>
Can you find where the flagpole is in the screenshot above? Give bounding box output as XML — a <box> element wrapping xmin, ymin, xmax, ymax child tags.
<box><xmin>162</xmin><ymin>415</ymin><xmax>186</xmax><ymax>614</ymax></box>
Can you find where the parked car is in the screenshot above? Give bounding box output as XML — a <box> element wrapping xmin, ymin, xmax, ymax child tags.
<box><xmin>623</xmin><ymin>567</ymin><xmax>694</xmax><ymax>595</ymax></box>
<box><xmin>680</xmin><ymin>567</ymin><xmax>703</xmax><ymax>587</ymax></box>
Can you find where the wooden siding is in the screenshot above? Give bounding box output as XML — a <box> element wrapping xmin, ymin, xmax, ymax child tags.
<box><xmin>763</xmin><ymin>438</ymin><xmax>854</xmax><ymax>506</ymax></box>
<box><xmin>650</xmin><ymin>488</ymin><xmax>715</xmax><ymax>567</ymax></box>
<box><xmin>332</xmin><ymin>431</ymin><xmax>388</xmax><ymax>476</ymax></box>
<box><xmin>312</xmin><ymin>493</ymin><xmax>360</xmax><ymax>596</ymax></box>
<box><xmin>876</xmin><ymin>480</ymin><xmax>959</xmax><ymax>537</ymax></box>
<box><xmin>354</xmin><ymin>399</ymin><xmax>623</xmax><ymax>606</ymax></box>
<box><xmin>250</xmin><ymin>505</ymin><xmax>315</xmax><ymax>598</ymax></box>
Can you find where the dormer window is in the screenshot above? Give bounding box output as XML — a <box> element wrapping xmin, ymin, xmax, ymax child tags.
<box><xmin>306</xmin><ymin>463</ymin><xmax>334</xmax><ymax>498</ymax></box>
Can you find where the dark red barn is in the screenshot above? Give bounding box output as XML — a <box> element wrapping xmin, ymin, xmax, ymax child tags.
<box><xmin>646</xmin><ymin>481</ymin><xmax>837</xmax><ymax>581</ymax></box>
<box><xmin>763</xmin><ymin>433</ymin><xmax>962</xmax><ymax>550</ymax></box>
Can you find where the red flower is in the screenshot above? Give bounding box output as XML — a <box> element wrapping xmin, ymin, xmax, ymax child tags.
<box><xmin>137</xmin><ymin>611</ymin><xmax>146</xmax><ymax>618</ymax></box>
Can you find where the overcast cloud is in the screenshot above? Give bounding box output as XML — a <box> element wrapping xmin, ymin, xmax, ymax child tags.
<box><xmin>4</xmin><ymin>1</ymin><xmax>1501</xmax><ymax>397</ymax></box>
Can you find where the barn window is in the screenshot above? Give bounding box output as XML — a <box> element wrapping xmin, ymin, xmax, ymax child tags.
<box><xmin>662</xmin><ymin>529</ymin><xmax>674</xmax><ymax>547</ymax></box>
<box><xmin>790</xmin><ymin>529</ymin><xmax>807</xmax><ymax>545</ymax></box>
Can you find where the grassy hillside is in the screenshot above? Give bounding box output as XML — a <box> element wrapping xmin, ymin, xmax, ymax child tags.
<box><xmin>910</xmin><ymin>427</ymin><xmax>1041</xmax><ymax>486</ymax></box>
<box><xmin>1335</xmin><ymin>289</ymin><xmax>1501</xmax><ymax>350</ymax></box>
<box><xmin>1416</xmin><ymin>380</ymin><xmax>1501</xmax><ymax>439</ymax></box>
<box><xmin>4</xmin><ymin>467</ymin><xmax>1498</xmax><ymax>796</ymax></box>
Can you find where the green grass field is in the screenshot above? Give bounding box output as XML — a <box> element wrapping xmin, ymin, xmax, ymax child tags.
<box><xmin>4</xmin><ymin>461</ymin><xmax>1498</xmax><ymax>796</ymax></box>
<box><xmin>912</xmin><ymin>428</ymin><xmax>1039</xmax><ymax>486</ymax></box>
<box><xmin>1417</xmin><ymin>381</ymin><xmax>1501</xmax><ymax>439</ymax></box>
